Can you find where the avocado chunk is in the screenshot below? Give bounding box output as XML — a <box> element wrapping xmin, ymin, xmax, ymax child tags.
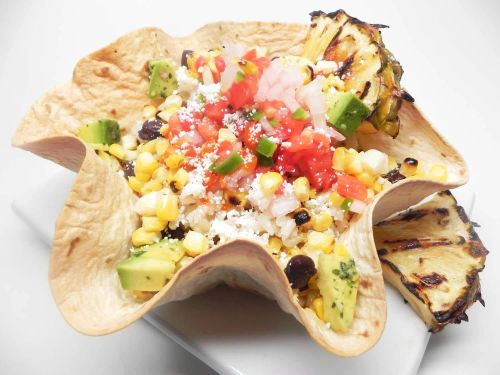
<box><xmin>317</xmin><ymin>250</ymin><xmax>360</xmax><ymax>332</ymax></box>
<box><xmin>326</xmin><ymin>92</ymin><xmax>370</xmax><ymax>136</ymax></box>
<box><xmin>133</xmin><ymin>239</ymin><xmax>185</xmax><ymax>263</ymax></box>
<box><xmin>78</xmin><ymin>119</ymin><xmax>121</xmax><ymax>145</ymax></box>
<box><xmin>148</xmin><ymin>58</ymin><xmax>178</xmax><ymax>99</ymax></box>
<box><xmin>116</xmin><ymin>255</ymin><xmax>175</xmax><ymax>292</ymax></box>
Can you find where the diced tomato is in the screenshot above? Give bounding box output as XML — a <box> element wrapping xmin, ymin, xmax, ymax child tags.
<box><xmin>288</xmin><ymin>129</ymin><xmax>314</xmax><ymax>152</ymax></box>
<box><xmin>242</xmin><ymin>49</ymin><xmax>257</xmax><ymax>61</ymax></box>
<box><xmin>215</xmin><ymin>140</ymin><xmax>234</xmax><ymax>159</ymax></box>
<box><xmin>242</xmin><ymin>151</ymin><xmax>257</xmax><ymax>173</ymax></box>
<box><xmin>258</xmin><ymin>100</ymin><xmax>286</xmax><ymax>120</ymax></box>
<box><xmin>242</xmin><ymin>49</ymin><xmax>270</xmax><ymax>75</ymax></box>
<box><xmin>197</xmin><ymin>117</ymin><xmax>220</xmax><ymax>142</ymax></box>
<box><xmin>173</xmin><ymin>136</ymin><xmax>197</xmax><ymax>157</ymax></box>
<box><xmin>226</xmin><ymin>74</ymin><xmax>258</xmax><ymax>109</ymax></box>
<box><xmin>242</xmin><ymin>121</ymin><xmax>263</xmax><ymax>152</ymax></box>
<box><xmin>204</xmin><ymin>99</ymin><xmax>229</xmax><ymax>123</ymax></box>
<box><xmin>256</xmin><ymin>166</ymin><xmax>272</xmax><ymax>174</ymax></box>
<box><xmin>274</xmin><ymin>148</ymin><xmax>298</xmax><ymax>178</ymax></box>
<box><xmin>204</xmin><ymin>171</ymin><xmax>221</xmax><ymax>193</ymax></box>
<box><xmin>336</xmin><ymin>173</ymin><xmax>368</xmax><ymax>202</ymax></box>
<box><xmin>166</xmin><ymin>113</ymin><xmax>183</xmax><ymax>136</ymax></box>
<box><xmin>214</xmin><ymin>55</ymin><xmax>226</xmax><ymax>73</ymax></box>
<box><xmin>194</xmin><ymin>56</ymin><xmax>207</xmax><ymax>73</ymax></box>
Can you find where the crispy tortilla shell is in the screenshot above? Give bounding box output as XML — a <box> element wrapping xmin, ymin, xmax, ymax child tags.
<box><xmin>12</xmin><ymin>23</ymin><xmax>467</xmax><ymax>357</ymax></box>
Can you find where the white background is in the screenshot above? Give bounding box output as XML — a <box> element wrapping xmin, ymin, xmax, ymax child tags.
<box><xmin>1</xmin><ymin>0</ymin><xmax>499</xmax><ymax>374</ymax></box>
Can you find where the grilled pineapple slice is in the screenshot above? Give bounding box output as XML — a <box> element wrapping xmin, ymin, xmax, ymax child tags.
<box><xmin>373</xmin><ymin>191</ymin><xmax>487</xmax><ymax>332</ymax></box>
<box><xmin>303</xmin><ymin>10</ymin><xmax>413</xmax><ymax>137</ymax></box>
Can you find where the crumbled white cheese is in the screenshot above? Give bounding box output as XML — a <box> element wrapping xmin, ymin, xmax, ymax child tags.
<box><xmin>248</xmin><ymin>174</ymin><xmax>272</xmax><ymax>211</ymax></box>
<box><xmin>196</xmin><ymin>83</ymin><xmax>221</xmax><ymax>103</ymax></box>
<box><xmin>176</xmin><ymin>66</ymin><xmax>199</xmax><ymax>96</ymax></box>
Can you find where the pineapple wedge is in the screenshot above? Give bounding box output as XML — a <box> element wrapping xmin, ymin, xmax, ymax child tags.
<box><xmin>373</xmin><ymin>191</ymin><xmax>488</xmax><ymax>332</ymax></box>
<box><xmin>303</xmin><ymin>10</ymin><xmax>413</xmax><ymax>137</ymax></box>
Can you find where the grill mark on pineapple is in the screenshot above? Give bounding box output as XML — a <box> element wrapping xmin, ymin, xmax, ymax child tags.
<box><xmin>359</xmin><ymin>81</ymin><xmax>371</xmax><ymax>100</ymax></box>
<box><xmin>413</xmin><ymin>272</ymin><xmax>447</xmax><ymax>288</ymax></box>
<box><xmin>380</xmin><ymin>238</ymin><xmax>453</xmax><ymax>251</ymax></box>
<box><xmin>335</xmin><ymin>55</ymin><xmax>354</xmax><ymax>79</ymax></box>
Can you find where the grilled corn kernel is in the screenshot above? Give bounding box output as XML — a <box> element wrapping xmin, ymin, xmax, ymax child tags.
<box><xmin>142</xmin><ymin>216</ymin><xmax>167</xmax><ymax>232</ymax></box>
<box><xmin>124</xmin><ymin>150</ymin><xmax>138</xmax><ymax>161</ymax></box>
<box><xmin>329</xmin><ymin>190</ymin><xmax>344</xmax><ymax>208</ymax></box>
<box><xmin>388</xmin><ymin>155</ymin><xmax>397</xmax><ymax>170</ymax></box>
<box><xmin>183</xmin><ymin>231</ymin><xmax>209</xmax><ymax>257</ymax></box>
<box><xmin>218</xmin><ymin>128</ymin><xmax>237</xmax><ymax>143</ymax></box>
<box><xmin>238</xmin><ymin>59</ymin><xmax>258</xmax><ymax>75</ymax></box>
<box><xmin>165</xmin><ymin>154</ymin><xmax>185</xmax><ymax>170</ymax></box>
<box><xmin>171</xmin><ymin>168</ymin><xmax>189</xmax><ymax>192</ymax></box>
<box><xmin>155</xmin><ymin>138</ymin><xmax>170</xmax><ymax>157</ymax></box>
<box><xmin>400</xmin><ymin>157</ymin><xmax>418</xmax><ymax>177</ymax></box>
<box><xmin>259</xmin><ymin>172</ymin><xmax>283</xmax><ymax>197</ymax></box>
<box><xmin>293</xmin><ymin>177</ymin><xmax>310</xmax><ymax>202</ymax></box>
<box><xmin>156</xmin><ymin>193</ymin><xmax>179</xmax><ymax>222</ymax></box>
<box><xmin>143</xmin><ymin>105</ymin><xmax>157</xmax><ymax>119</ymax></box>
<box><xmin>312</xmin><ymin>212</ymin><xmax>333</xmax><ymax>232</ymax></box>
<box><xmin>141</xmin><ymin>180</ymin><xmax>163</xmax><ymax>194</ymax></box>
<box><xmin>312</xmin><ymin>297</ymin><xmax>324</xmax><ymax>320</ymax></box>
<box><xmin>428</xmin><ymin>164</ymin><xmax>448</xmax><ymax>182</ymax></box>
<box><xmin>267</xmin><ymin>236</ymin><xmax>283</xmax><ymax>254</ymax></box>
<box><xmin>372</xmin><ymin>183</ymin><xmax>383</xmax><ymax>193</ymax></box>
<box><xmin>131</xmin><ymin>227</ymin><xmax>161</xmax><ymax>247</ymax></box>
<box><xmin>356</xmin><ymin>171</ymin><xmax>376</xmax><ymax>187</ymax></box>
<box><xmin>357</xmin><ymin>120</ymin><xmax>378</xmax><ymax>134</ymax></box>
<box><xmin>157</xmin><ymin>107</ymin><xmax>179</xmax><ymax>122</ymax></box>
<box><xmin>108</xmin><ymin>143</ymin><xmax>125</xmax><ymax>160</ymax></box>
<box><xmin>159</xmin><ymin>94</ymin><xmax>183</xmax><ymax>111</ymax></box>
<box><xmin>306</xmin><ymin>231</ymin><xmax>334</xmax><ymax>253</ymax></box>
<box><xmin>152</xmin><ymin>165</ymin><xmax>169</xmax><ymax>184</ymax></box>
<box><xmin>135</xmin><ymin>151</ymin><xmax>159</xmax><ymax>174</ymax></box>
<box><xmin>128</xmin><ymin>176</ymin><xmax>144</xmax><ymax>193</ymax></box>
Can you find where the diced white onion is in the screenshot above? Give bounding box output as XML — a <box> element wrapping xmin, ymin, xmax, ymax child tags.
<box><xmin>349</xmin><ymin>199</ymin><xmax>367</xmax><ymax>214</ymax></box>
<box><xmin>260</xmin><ymin>117</ymin><xmax>276</xmax><ymax>135</ymax></box>
<box><xmin>270</xmin><ymin>196</ymin><xmax>300</xmax><ymax>217</ymax></box>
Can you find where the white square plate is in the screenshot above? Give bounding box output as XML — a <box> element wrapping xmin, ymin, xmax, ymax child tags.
<box><xmin>12</xmin><ymin>168</ymin><xmax>474</xmax><ymax>375</ymax></box>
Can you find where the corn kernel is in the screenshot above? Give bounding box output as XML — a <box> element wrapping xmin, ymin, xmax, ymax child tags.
<box><xmin>131</xmin><ymin>227</ymin><xmax>160</xmax><ymax>247</ymax></box>
<box><xmin>183</xmin><ymin>231</ymin><xmax>209</xmax><ymax>257</ymax></box>
<box><xmin>138</xmin><ymin>140</ymin><xmax>158</xmax><ymax>154</ymax></box>
<box><xmin>329</xmin><ymin>190</ymin><xmax>344</xmax><ymax>207</ymax></box>
<box><xmin>108</xmin><ymin>143</ymin><xmax>125</xmax><ymax>160</ymax></box>
<box><xmin>356</xmin><ymin>171</ymin><xmax>377</xmax><ymax>187</ymax></box>
<box><xmin>345</xmin><ymin>149</ymin><xmax>363</xmax><ymax>175</ymax></box>
<box><xmin>305</xmin><ymin>231</ymin><xmax>334</xmax><ymax>253</ymax></box>
<box><xmin>135</xmin><ymin>151</ymin><xmax>159</xmax><ymax>174</ymax></box>
<box><xmin>259</xmin><ymin>172</ymin><xmax>283</xmax><ymax>197</ymax></box>
<box><xmin>157</xmin><ymin>107</ymin><xmax>179</xmax><ymax>122</ymax></box>
<box><xmin>218</xmin><ymin>128</ymin><xmax>237</xmax><ymax>143</ymax></box>
<box><xmin>372</xmin><ymin>183</ymin><xmax>383</xmax><ymax>193</ymax></box>
<box><xmin>155</xmin><ymin>138</ymin><xmax>170</xmax><ymax>158</ymax></box>
<box><xmin>159</xmin><ymin>94</ymin><xmax>182</xmax><ymax>111</ymax></box>
<box><xmin>293</xmin><ymin>177</ymin><xmax>310</xmax><ymax>202</ymax></box>
<box><xmin>134</xmin><ymin>169</ymin><xmax>151</xmax><ymax>182</ymax></box>
<box><xmin>312</xmin><ymin>212</ymin><xmax>333</xmax><ymax>232</ymax></box>
<box><xmin>143</xmin><ymin>105</ymin><xmax>157</xmax><ymax>119</ymax></box>
<box><xmin>123</xmin><ymin>150</ymin><xmax>138</xmax><ymax>161</ymax></box>
<box><xmin>312</xmin><ymin>297</ymin><xmax>324</xmax><ymax>320</ymax></box>
<box><xmin>156</xmin><ymin>193</ymin><xmax>179</xmax><ymax>222</ymax></box>
<box><xmin>388</xmin><ymin>156</ymin><xmax>397</xmax><ymax>170</ymax></box>
<box><xmin>267</xmin><ymin>236</ymin><xmax>283</xmax><ymax>254</ymax></box>
<box><xmin>97</xmin><ymin>150</ymin><xmax>110</xmax><ymax>161</ymax></box>
<box><xmin>428</xmin><ymin>164</ymin><xmax>448</xmax><ymax>182</ymax></box>
<box><xmin>332</xmin><ymin>147</ymin><xmax>348</xmax><ymax>170</ymax></box>
<box><xmin>128</xmin><ymin>176</ymin><xmax>144</xmax><ymax>193</ymax></box>
<box><xmin>142</xmin><ymin>216</ymin><xmax>167</xmax><ymax>232</ymax></box>
<box><xmin>334</xmin><ymin>242</ymin><xmax>349</xmax><ymax>256</ymax></box>
<box><xmin>308</xmin><ymin>274</ymin><xmax>318</xmax><ymax>290</ymax></box>
<box><xmin>141</xmin><ymin>180</ymin><xmax>163</xmax><ymax>194</ymax></box>
<box><xmin>171</xmin><ymin>168</ymin><xmax>189</xmax><ymax>192</ymax></box>
<box><xmin>400</xmin><ymin>157</ymin><xmax>418</xmax><ymax>177</ymax></box>
<box><xmin>165</xmin><ymin>154</ymin><xmax>185</xmax><ymax>170</ymax></box>
<box><xmin>152</xmin><ymin>165</ymin><xmax>169</xmax><ymax>184</ymax></box>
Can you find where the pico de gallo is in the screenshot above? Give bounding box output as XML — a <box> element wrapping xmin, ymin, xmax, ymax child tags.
<box><xmin>78</xmin><ymin>42</ymin><xmax>448</xmax><ymax>333</ymax></box>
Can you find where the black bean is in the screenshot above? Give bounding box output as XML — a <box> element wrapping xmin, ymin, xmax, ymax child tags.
<box><xmin>382</xmin><ymin>168</ymin><xmax>406</xmax><ymax>184</ymax></box>
<box><xmin>122</xmin><ymin>161</ymin><xmax>135</xmax><ymax>179</ymax></box>
<box><xmin>293</xmin><ymin>209</ymin><xmax>311</xmax><ymax>226</ymax></box>
<box><xmin>138</xmin><ymin>118</ymin><xmax>164</xmax><ymax>141</ymax></box>
<box><xmin>284</xmin><ymin>255</ymin><xmax>317</xmax><ymax>290</ymax></box>
<box><xmin>162</xmin><ymin>224</ymin><xmax>186</xmax><ymax>240</ymax></box>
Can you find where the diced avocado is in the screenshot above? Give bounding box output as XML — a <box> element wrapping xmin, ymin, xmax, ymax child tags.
<box><xmin>133</xmin><ymin>239</ymin><xmax>185</xmax><ymax>263</ymax></box>
<box><xmin>317</xmin><ymin>250</ymin><xmax>360</xmax><ymax>332</ymax></box>
<box><xmin>116</xmin><ymin>255</ymin><xmax>175</xmax><ymax>292</ymax></box>
<box><xmin>326</xmin><ymin>92</ymin><xmax>370</xmax><ymax>136</ymax></box>
<box><xmin>78</xmin><ymin>119</ymin><xmax>121</xmax><ymax>145</ymax></box>
<box><xmin>148</xmin><ymin>58</ymin><xmax>178</xmax><ymax>99</ymax></box>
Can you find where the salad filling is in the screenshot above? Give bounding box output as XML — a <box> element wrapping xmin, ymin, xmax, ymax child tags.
<box><xmin>77</xmin><ymin>23</ymin><xmax>448</xmax><ymax>333</ymax></box>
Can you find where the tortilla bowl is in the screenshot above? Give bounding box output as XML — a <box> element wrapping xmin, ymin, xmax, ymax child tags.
<box><xmin>11</xmin><ymin>23</ymin><xmax>467</xmax><ymax>357</ymax></box>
